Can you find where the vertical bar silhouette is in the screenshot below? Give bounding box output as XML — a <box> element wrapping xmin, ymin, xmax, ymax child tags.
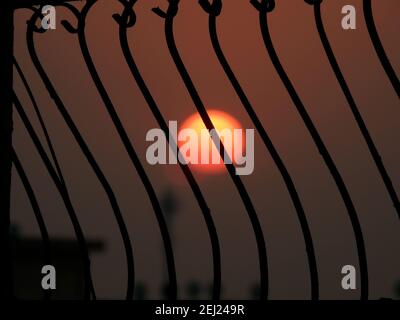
<box><xmin>26</xmin><ymin>6</ymin><xmax>139</xmax><ymax>300</ymax></box>
<box><xmin>61</xmin><ymin>0</ymin><xmax>177</xmax><ymax>299</ymax></box>
<box><xmin>12</xmin><ymin>149</ymin><xmax>52</xmax><ymax>300</ymax></box>
<box><xmin>0</xmin><ymin>4</ymin><xmax>14</xmax><ymax>299</ymax></box>
<box><xmin>307</xmin><ymin>0</ymin><xmax>400</xmax><ymax>219</ymax></box>
<box><xmin>363</xmin><ymin>0</ymin><xmax>400</xmax><ymax>98</ymax></box>
<box><xmin>115</xmin><ymin>0</ymin><xmax>222</xmax><ymax>299</ymax></box>
<box><xmin>252</xmin><ymin>0</ymin><xmax>368</xmax><ymax>299</ymax></box>
<box><xmin>14</xmin><ymin>92</ymin><xmax>95</xmax><ymax>299</ymax></box>
<box><xmin>154</xmin><ymin>0</ymin><xmax>269</xmax><ymax>299</ymax></box>
<box><xmin>200</xmin><ymin>0</ymin><xmax>319</xmax><ymax>299</ymax></box>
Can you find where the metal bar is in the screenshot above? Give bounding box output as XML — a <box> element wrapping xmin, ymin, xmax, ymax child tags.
<box><xmin>363</xmin><ymin>0</ymin><xmax>400</xmax><ymax>98</ymax></box>
<box><xmin>69</xmin><ymin>0</ymin><xmax>177</xmax><ymax>300</ymax></box>
<box><xmin>309</xmin><ymin>1</ymin><xmax>400</xmax><ymax>219</ymax></box>
<box><xmin>0</xmin><ymin>5</ymin><xmax>14</xmax><ymax>299</ymax></box>
<box><xmin>200</xmin><ymin>0</ymin><xmax>319</xmax><ymax>300</ymax></box>
<box><xmin>252</xmin><ymin>0</ymin><xmax>368</xmax><ymax>299</ymax></box>
<box><xmin>24</xmin><ymin>7</ymin><xmax>97</xmax><ymax>300</ymax></box>
<box><xmin>25</xmin><ymin>5</ymin><xmax>140</xmax><ymax>300</ymax></box>
<box><xmin>115</xmin><ymin>1</ymin><xmax>222</xmax><ymax>299</ymax></box>
<box><xmin>154</xmin><ymin>0</ymin><xmax>269</xmax><ymax>300</ymax></box>
<box><xmin>12</xmin><ymin>149</ymin><xmax>52</xmax><ymax>300</ymax></box>
<box><xmin>1</xmin><ymin>0</ymin><xmax>78</xmax><ymax>300</ymax></box>
<box><xmin>13</xmin><ymin>92</ymin><xmax>95</xmax><ymax>299</ymax></box>
<box><xmin>14</xmin><ymin>58</ymin><xmax>66</xmax><ymax>186</ymax></box>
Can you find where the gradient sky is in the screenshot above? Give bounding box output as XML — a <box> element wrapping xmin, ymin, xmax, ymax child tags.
<box><xmin>11</xmin><ymin>0</ymin><xmax>400</xmax><ymax>299</ymax></box>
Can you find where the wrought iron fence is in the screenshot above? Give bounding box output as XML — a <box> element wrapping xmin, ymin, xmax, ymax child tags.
<box><xmin>2</xmin><ymin>0</ymin><xmax>399</xmax><ymax>300</ymax></box>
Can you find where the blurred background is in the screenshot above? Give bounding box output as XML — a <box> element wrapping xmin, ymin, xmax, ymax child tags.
<box><xmin>11</xmin><ymin>0</ymin><xmax>400</xmax><ymax>299</ymax></box>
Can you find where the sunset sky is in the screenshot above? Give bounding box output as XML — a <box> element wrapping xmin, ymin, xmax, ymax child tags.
<box><xmin>11</xmin><ymin>0</ymin><xmax>400</xmax><ymax>299</ymax></box>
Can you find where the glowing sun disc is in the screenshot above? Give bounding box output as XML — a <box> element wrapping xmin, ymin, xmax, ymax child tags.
<box><xmin>178</xmin><ymin>110</ymin><xmax>245</xmax><ymax>174</ymax></box>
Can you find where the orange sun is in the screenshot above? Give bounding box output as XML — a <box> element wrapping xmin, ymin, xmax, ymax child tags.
<box><xmin>178</xmin><ymin>110</ymin><xmax>245</xmax><ymax>174</ymax></box>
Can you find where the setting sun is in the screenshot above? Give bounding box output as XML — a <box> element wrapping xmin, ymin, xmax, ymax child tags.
<box><xmin>178</xmin><ymin>110</ymin><xmax>245</xmax><ymax>174</ymax></box>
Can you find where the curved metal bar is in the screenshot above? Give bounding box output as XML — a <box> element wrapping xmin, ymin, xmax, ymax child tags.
<box><xmin>26</xmin><ymin>5</ymin><xmax>136</xmax><ymax>300</ymax></box>
<box><xmin>12</xmin><ymin>148</ymin><xmax>52</xmax><ymax>300</ymax></box>
<box><xmin>153</xmin><ymin>0</ymin><xmax>269</xmax><ymax>299</ymax></box>
<box><xmin>14</xmin><ymin>57</ymin><xmax>66</xmax><ymax>186</ymax></box>
<box><xmin>307</xmin><ymin>0</ymin><xmax>400</xmax><ymax>219</ymax></box>
<box><xmin>200</xmin><ymin>0</ymin><xmax>319</xmax><ymax>299</ymax></box>
<box><xmin>363</xmin><ymin>0</ymin><xmax>400</xmax><ymax>98</ymax></box>
<box><xmin>114</xmin><ymin>0</ymin><xmax>221</xmax><ymax>299</ymax></box>
<box><xmin>26</xmin><ymin>6</ymin><xmax>134</xmax><ymax>300</ymax></box>
<box><xmin>13</xmin><ymin>91</ymin><xmax>94</xmax><ymax>300</ymax></box>
<box><xmin>61</xmin><ymin>0</ymin><xmax>177</xmax><ymax>300</ymax></box>
<box><xmin>252</xmin><ymin>0</ymin><xmax>368</xmax><ymax>299</ymax></box>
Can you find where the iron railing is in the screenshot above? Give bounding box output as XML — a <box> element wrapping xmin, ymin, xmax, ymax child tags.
<box><xmin>2</xmin><ymin>0</ymin><xmax>399</xmax><ymax>300</ymax></box>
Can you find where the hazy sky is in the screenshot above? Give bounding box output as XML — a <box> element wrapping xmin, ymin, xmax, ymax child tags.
<box><xmin>11</xmin><ymin>0</ymin><xmax>400</xmax><ymax>299</ymax></box>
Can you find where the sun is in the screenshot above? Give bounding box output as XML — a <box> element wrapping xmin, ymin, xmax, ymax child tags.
<box><xmin>178</xmin><ymin>110</ymin><xmax>245</xmax><ymax>174</ymax></box>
